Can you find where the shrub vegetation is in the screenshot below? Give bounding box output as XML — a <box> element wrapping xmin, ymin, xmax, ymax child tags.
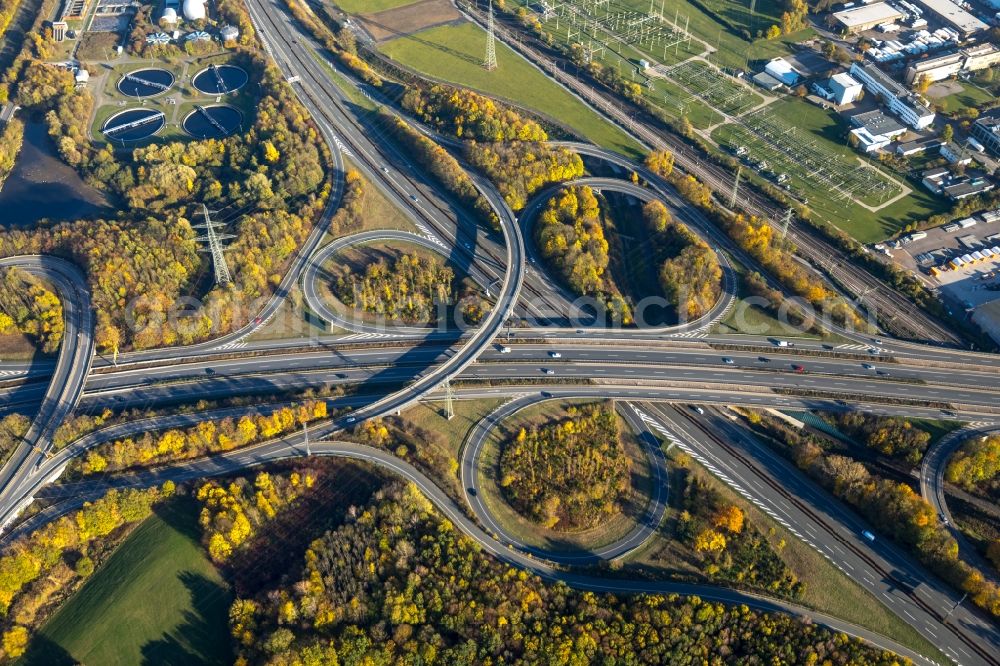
<box><xmin>642</xmin><ymin>200</ymin><xmax>722</xmax><ymax>320</ymax></box>
<box><xmin>334</xmin><ymin>253</ymin><xmax>452</xmax><ymax>323</ymax></box>
<box><xmin>824</xmin><ymin>412</ymin><xmax>932</xmax><ymax>466</ymax></box>
<box><xmin>78</xmin><ymin>401</ymin><xmax>329</xmax><ymax>475</ymax></box>
<box><xmin>225</xmin><ymin>482</ymin><xmax>909</xmax><ymax>665</ymax></box>
<box><xmin>946</xmin><ymin>434</ymin><xmax>1000</xmax><ymax>496</ymax></box>
<box><xmin>535</xmin><ymin>185</ymin><xmax>631</xmax><ymax>323</ymax></box>
<box><xmin>678</xmin><ymin>473</ymin><xmax>802</xmax><ymax>597</ymax></box>
<box><xmin>0</xmin><ymin>268</ymin><xmax>63</xmax><ymax>353</ymax></box>
<box><xmin>498</xmin><ymin>404</ymin><xmax>629</xmax><ymax>530</ymax></box>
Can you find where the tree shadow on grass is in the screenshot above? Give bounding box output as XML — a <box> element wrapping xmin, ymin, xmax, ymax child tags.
<box><xmin>18</xmin><ymin>634</ymin><xmax>78</xmax><ymax>666</ymax></box>
<box><xmin>141</xmin><ymin>499</ymin><xmax>232</xmax><ymax>665</ymax></box>
<box><xmin>151</xmin><ymin>496</ymin><xmax>203</xmax><ymax>545</ymax></box>
<box><xmin>140</xmin><ymin>572</ymin><xmax>232</xmax><ymax>666</ymax></box>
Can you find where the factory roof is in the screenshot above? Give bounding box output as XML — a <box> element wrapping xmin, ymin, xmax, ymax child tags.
<box><xmin>833</xmin><ymin>2</ymin><xmax>904</xmax><ymax>28</ymax></box>
<box><xmin>912</xmin><ymin>0</ymin><xmax>988</xmax><ymax>34</ymax></box>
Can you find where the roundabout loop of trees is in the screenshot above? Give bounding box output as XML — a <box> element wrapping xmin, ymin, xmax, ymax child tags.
<box><xmin>525</xmin><ymin>182</ymin><xmax>724</xmax><ymax>328</ymax></box>
<box><xmin>464</xmin><ymin>396</ymin><xmax>669</xmax><ymax>561</ymax></box>
<box><xmin>308</xmin><ymin>234</ymin><xmax>493</xmax><ymax>333</ymax></box>
<box><xmin>498</xmin><ymin>402</ymin><xmax>630</xmax><ymax>531</ymax></box>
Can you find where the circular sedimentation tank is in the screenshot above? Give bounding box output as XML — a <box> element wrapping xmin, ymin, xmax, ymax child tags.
<box><xmin>102</xmin><ymin>108</ymin><xmax>165</xmax><ymax>142</ymax></box>
<box><xmin>182</xmin><ymin>105</ymin><xmax>243</xmax><ymax>139</ymax></box>
<box><xmin>117</xmin><ymin>68</ymin><xmax>175</xmax><ymax>98</ymax></box>
<box><xmin>192</xmin><ymin>64</ymin><xmax>249</xmax><ymax>95</ymax></box>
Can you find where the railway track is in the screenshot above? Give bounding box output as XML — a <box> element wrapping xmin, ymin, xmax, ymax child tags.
<box><xmin>464</xmin><ymin>2</ymin><xmax>961</xmax><ymax>345</ymax></box>
<box><xmin>667</xmin><ymin>404</ymin><xmax>999</xmax><ymax>666</ymax></box>
<box><xmin>249</xmin><ymin>0</ymin><xmax>572</xmax><ymax>323</ymax></box>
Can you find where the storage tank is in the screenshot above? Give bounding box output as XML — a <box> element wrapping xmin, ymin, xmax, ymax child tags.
<box><xmin>183</xmin><ymin>0</ymin><xmax>205</xmax><ymax>20</ymax></box>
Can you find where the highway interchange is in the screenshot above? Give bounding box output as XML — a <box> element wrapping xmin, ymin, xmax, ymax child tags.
<box><xmin>1</xmin><ymin>0</ymin><xmax>999</xmax><ymax>663</ymax></box>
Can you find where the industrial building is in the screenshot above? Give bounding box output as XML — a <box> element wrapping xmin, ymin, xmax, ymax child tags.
<box><xmin>752</xmin><ymin>71</ymin><xmax>784</xmax><ymax>91</ymax></box>
<box><xmin>850</xmin><ymin>109</ymin><xmax>907</xmax><ymax>152</ymax></box>
<box><xmin>945</xmin><ymin>178</ymin><xmax>995</xmax><ymax>199</ymax></box>
<box><xmin>911</xmin><ymin>0</ymin><xmax>988</xmax><ymax>35</ymax></box>
<box><xmin>971</xmin><ymin>116</ymin><xmax>1000</xmax><ymax>156</ymax></box>
<box><xmin>896</xmin><ymin>136</ymin><xmax>943</xmax><ymax>155</ymax></box>
<box><xmin>962</xmin><ymin>43</ymin><xmax>1000</xmax><ymax>70</ymax></box>
<box><xmin>764</xmin><ymin>57</ymin><xmax>801</xmax><ymax>86</ymax></box>
<box><xmin>941</xmin><ymin>141</ymin><xmax>973</xmax><ymax>165</ymax></box>
<box><xmin>905</xmin><ymin>51</ymin><xmax>963</xmax><ymax>83</ymax></box>
<box><xmin>849</xmin><ymin>62</ymin><xmax>936</xmax><ymax>129</ymax></box>
<box><xmin>828</xmin><ymin>72</ymin><xmax>863</xmax><ymax>104</ymax></box>
<box><xmin>904</xmin><ymin>44</ymin><xmax>1000</xmax><ymax>83</ymax></box>
<box><xmin>833</xmin><ymin>2</ymin><xmax>905</xmax><ymax>33</ymax></box>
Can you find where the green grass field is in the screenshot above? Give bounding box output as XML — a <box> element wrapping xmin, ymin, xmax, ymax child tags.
<box><xmin>667</xmin><ymin>59</ymin><xmax>763</xmax><ymax>115</ymax></box>
<box><xmin>712</xmin><ymin>98</ymin><xmax>946</xmax><ymax>242</ymax></box>
<box><xmin>333</xmin><ymin>0</ymin><xmax>420</xmax><ymax>14</ymax></box>
<box><xmin>695</xmin><ymin>0</ymin><xmax>788</xmax><ymax>38</ymax></box>
<box><xmin>510</xmin><ymin>0</ymin><xmax>810</xmax><ymax>116</ymax></box>
<box><xmin>22</xmin><ymin>499</ymin><xmax>231</xmax><ymax>666</ymax></box>
<box><xmin>379</xmin><ymin>21</ymin><xmax>643</xmax><ymax>157</ymax></box>
<box><xmin>929</xmin><ymin>81</ymin><xmax>996</xmax><ymax>115</ymax></box>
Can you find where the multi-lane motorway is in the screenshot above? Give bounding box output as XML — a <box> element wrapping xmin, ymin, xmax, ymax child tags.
<box><xmin>8</xmin><ymin>431</ymin><xmax>938</xmax><ymax>665</ymax></box>
<box><xmin>1</xmin><ymin>0</ymin><xmax>999</xmax><ymax>663</ymax></box>
<box><xmin>466</xmin><ymin>1</ymin><xmax>960</xmax><ymax>344</ymax></box>
<box><xmin>0</xmin><ymin>256</ymin><xmax>93</xmax><ymax>528</ymax></box>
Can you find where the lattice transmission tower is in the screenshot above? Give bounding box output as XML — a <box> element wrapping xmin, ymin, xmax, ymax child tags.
<box><xmin>484</xmin><ymin>0</ymin><xmax>498</xmax><ymax>71</ymax></box>
<box><xmin>194</xmin><ymin>204</ymin><xmax>234</xmax><ymax>286</ymax></box>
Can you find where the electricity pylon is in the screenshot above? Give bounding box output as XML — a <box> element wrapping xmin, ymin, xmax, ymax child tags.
<box><xmin>484</xmin><ymin>0</ymin><xmax>498</xmax><ymax>71</ymax></box>
<box><xmin>781</xmin><ymin>208</ymin><xmax>793</xmax><ymax>239</ymax></box>
<box><xmin>443</xmin><ymin>378</ymin><xmax>455</xmax><ymax>420</ymax></box>
<box><xmin>730</xmin><ymin>165</ymin><xmax>742</xmax><ymax>209</ymax></box>
<box><xmin>194</xmin><ymin>204</ymin><xmax>234</xmax><ymax>286</ymax></box>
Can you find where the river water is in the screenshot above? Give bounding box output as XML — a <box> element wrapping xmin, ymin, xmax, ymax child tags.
<box><xmin>0</xmin><ymin>121</ymin><xmax>111</xmax><ymax>228</ymax></box>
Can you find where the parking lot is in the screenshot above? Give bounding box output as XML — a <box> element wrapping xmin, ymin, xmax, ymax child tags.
<box><xmin>889</xmin><ymin>209</ymin><xmax>1000</xmax><ymax>310</ymax></box>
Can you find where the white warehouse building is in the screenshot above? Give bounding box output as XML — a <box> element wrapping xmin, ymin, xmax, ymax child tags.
<box><xmin>829</xmin><ymin>72</ymin><xmax>863</xmax><ymax>105</ymax></box>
